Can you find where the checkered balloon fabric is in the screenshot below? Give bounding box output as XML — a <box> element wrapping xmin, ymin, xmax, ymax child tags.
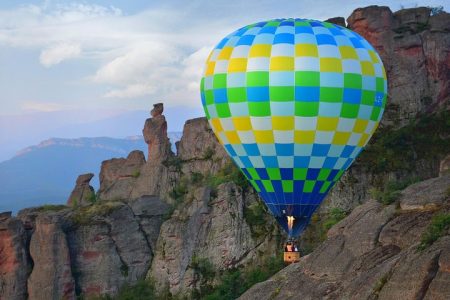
<box><xmin>200</xmin><ymin>19</ymin><xmax>387</xmax><ymax>237</ymax></box>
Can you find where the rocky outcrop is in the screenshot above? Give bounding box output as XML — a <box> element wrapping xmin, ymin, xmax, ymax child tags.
<box><xmin>67</xmin><ymin>202</ymin><xmax>152</xmax><ymax>297</ymax></box>
<box><xmin>0</xmin><ymin>213</ymin><xmax>30</xmax><ymax>300</ymax></box>
<box><xmin>347</xmin><ymin>6</ymin><xmax>450</xmax><ymax>127</ymax></box>
<box><xmin>67</xmin><ymin>173</ymin><xmax>95</xmax><ymax>207</ymax></box>
<box><xmin>97</xmin><ymin>150</ymin><xmax>146</xmax><ymax>201</ymax></box>
<box><xmin>149</xmin><ymin>183</ymin><xmax>281</xmax><ymax>295</ymax></box>
<box><xmin>143</xmin><ymin>103</ymin><xmax>172</xmax><ymax>162</ymax></box>
<box><xmin>27</xmin><ymin>213</ymin><xmax>75</xmax><ymax>300</ymax></box>
<box><xmin>240</xmin><ymin>174</ymin><xmax>450</xmax><ymax>300</ymax></box>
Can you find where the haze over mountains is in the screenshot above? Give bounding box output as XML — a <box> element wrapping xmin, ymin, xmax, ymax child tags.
<box><xmin>0</xmin><ymin>133</ymin><xmax>182</xmax><ymax>213</ymax></box>
<box><xmin>0</xmin><ymin>106</ymin><xmax>199</xmax><ymax>212</ymax></box>
<box><xmin>0</xmin><ymin>106</ymin><xmax>202</xmax><ymax>162</ymax></box>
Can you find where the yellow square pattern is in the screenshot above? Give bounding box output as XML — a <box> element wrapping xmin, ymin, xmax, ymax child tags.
<box><xmin>211</xmin><ymin>118</ymin><xmax>224</xmax><ymax>132</ymax></box>
<box><xmin>225</xmin><ymin>131</ymin><xmax>241</xmax><ymax>144</ymax></box>
<box><xmin>232</xmin><ymin>117</ymin><xmax>252</xmax><ymax>131</ymax></box>
<box><xmin>361</xmin><ymin>61</ymin><xmax>375</xmax><ymax>76</ymax></box>
<box><xmin>249</xmin><ymin>45</ymin><xmax>272</xmax><ymax>57</ymax></box>
<box><xmin>317</xmin><ymin>117</ymin><xmax>339</xmax><ymax>131</ymax></box>
<box><xmin>332</xmin><ymin>132</ymin><xmax>351</xmax><ymax>145</ymax></box>
<box><xmin>205</xmin><ymin>62</ymin><xmax>216</xmax><ymax>76</ymax></box>
<box><xmin>339</xmin><ymin>46</ymin><xmax>358</xmax><ymax>59</ymax></box>
<box><xmin>254</xmin><ymin>130</ymin><xmax>274</xmax><ymax>143</ymax></box>
<box><xmin>228</xmin><ymin>58</ymin><xmax>247</xmax><ymax>73</ymax></box>
<box><xmin>294</xmin><ymin>130</ymin><xmax>315</xmax><ymax>144</ymax></box>
<box><xmin>320</xmin><ymin>58</ymin><xmax>342</xmax><ymax>72</ymax></box>
<box><xmin>272</xmin><ymin>116</ymin><xmax>294</xmax><ymax>130</ymax></box>
<box><xmin>218</xmin><ymin>47</ymin><xmax>233</xmax><ymax>60</ymax></box>
<box><xmin>295</xmin><ymin>44</ymin><xmax>318</xmax><ymax>57</ymax></box>
<box><xmin>353</xmin><ymin>119</ymin><xmax>369</xmax><ymax>133</ymax></box>
<box><xmin>270</xmin><ymin>57</ymin><xmax>294</xmax><ymax>71</ymax></box>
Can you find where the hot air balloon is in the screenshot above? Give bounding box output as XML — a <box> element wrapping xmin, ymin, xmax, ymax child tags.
<box><xmin>200</xmin><ymin>19</ymin><xmax>387</xmax><ymax>252</ymax></box>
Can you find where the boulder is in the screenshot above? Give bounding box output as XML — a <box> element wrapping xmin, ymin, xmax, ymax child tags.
<box><xmin>67</xmin><ymin>173</ymin><xmax>95</xmax><ymax>207</ymax></box>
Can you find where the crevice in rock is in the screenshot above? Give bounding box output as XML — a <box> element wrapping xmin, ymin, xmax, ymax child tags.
<box><xmin>417</xmin><ymin>251</ymin><xmax>441</xmax><ymax>300</ymax></box>
<box><xmin>122</xmin><ymin>201</ymin><xmax>154</xmax><ymax>260</ymax></box>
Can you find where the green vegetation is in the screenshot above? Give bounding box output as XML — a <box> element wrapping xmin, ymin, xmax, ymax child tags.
<box><xmin>163</xmin><ymin>156</ymin><xmax>184</xmax><ymax>172</ymax></box>
<box><xmin>373</xmin><ymin>273</ymin><xmax>390</xmax><ymax>296</ymax></box>
<box><xmin>323</xmin><ymin>208</ymin><xmax>347</xmax><ymax>230</ymax></box>
<box><xmin>369</xmin><ymin>178</ymin><xmax>419</xmax><ymax>205</ymax></box>
<box><xmin>36</xmin><ymin>204</ymin><xmax>68</xmax><ymax>212</ymax></box>
<box><xmin>418</xmin><ymin>213</ymin><xmax>450</xmax><ymax>251</ymax></box>
<box><xmin>244</xmin><ymin>201</ymin><xmax>273</xmax><ymax>239</ymax></box>
<box><xmin>87</xmin><ymin>192</ymin><xmax>97</xmax><ymax>204</ymax></box>
<box><xmin>199</xmin><ymin>256</ymin><xmax>284</xmax><ymax>300</ymax></box>
<box><xmin>191</xmin><ymin>256</ymin><xmax>216</xmax><ymax>299</ymax></box>
<box><xmin>202</xmin><ymin>147</ymin><xmax>215</xmax><ymax>160</ymax></box>
<box><xmin>300</xmin><ymin>207</ymin><xmax>348</xmax><ymax>254</ymax></box>
<box><xmin>205</xmin><ymin>162</ymin><xmax>249</xmax><ymax>190</ymax></box>
<box><xmin>120</xmin><ymin>264</ymin><xmax>129</xmax><ymax>278</ymax></box>
<box><xmin>358</xmin><ymin>111</ymin><xmax>450</xmax><ymax>175</ymax></box>
<box><xmin>131</xmin><ymin>170</ymin><xmax>140</xmax><ymax>178</ymax></box>
<box><xmin>70</xmin><ymin>201</ymin><xmax>122</xmax><ymax>225</ymax></box>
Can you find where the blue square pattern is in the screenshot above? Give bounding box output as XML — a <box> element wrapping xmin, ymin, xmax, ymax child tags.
<box><xmin>350</xmin><ymin>37</ymin><xmax>364</xmax><ymax>48</ymax></box>
<box><xmin>239</xmin><ymin>156</ymin><xmax>252</xmax><ymax>168</ymax></box>
<box><xmin>247</xmin><ymin>87</ymin><xmax>270</xmax><ymax>102</ymax></box>
<box><xmin>306</xmin><ymin>168</ymin><xmax>320</xmax><ymax>180</ymax></box>
<box><xmin>312</xmin><ymin>143</ymin><xmax>330</xmax><ymax>156</ymax></box>
<box><xmin>323</xmin><ymin>157</ymin><xmax>338</xmax><ymax>168</ymax></box>
<box><xmin>274</xmin><ymin>33</ymin><xmax>295</xmax><ymax>44</ymax></box>
<box><xmin>275</xmin><ymin>143</ymin><xmax>294</xmax><ymax>156</ymax></box>
<box><xmin>256</xmin><ymin>168</ymin><xmax>269</xmax><ymax>180</ymax></box>
<box><xmin>343</xmin><ymin>88</ymin><xmax>362</xmax><ymax>104</ymax></box>
<box><xmin>295</xmin><ymin>87</ymin><xmax>320</xmax><ymax>101</ymax></box>
<box><xmin>237</xmin><ymin>35</ymin><xmax>255</xmax><ymax>46</ymax></box>
<box><xmin>213</xmin><ymin>89</ymin><xmax>228</xmax><ymax>103</ymax></box>
<box><xmin>259</xmin><ymin>26</ymin><xmax>277</xmax><ymax>34</ymax></box>
<box><xmin>280</xmin><ymin>168</ymin><xmax>293</xmax><ymax>180</ymax></box>
<box><xmin>224</xmin><ymin>144</ymin><xmax>237</xmax><ymax>156</ymax></box>
<box><xmin>341</xmin><ymin>145</ymin><xmax>355</xmax><ymax>158</ymax></box>
<box><xmin>316</xmin><ymin>34</ymin><xmax>337</xmax><ymax>45</ymax></box>
<box><xmin>294</xmin><ymin>156</ymin><xmax>310</xmax><ymax>168</ymax></box>
<box><xmin>295</xmin><ymin>26</ymin><xmax>314</xmax><ymax>34</ymax></box>
<box><xmin>243</xmin><ymin>143</ymin><xmax>260</xmax><ymax>156</ymax></box>
<box><xmin>263</xmin><ymin>156</ymin><xmax>279</xmax><ymax>168</ymax></box>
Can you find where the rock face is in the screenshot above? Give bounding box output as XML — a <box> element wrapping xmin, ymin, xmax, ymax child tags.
<box><xmin>27</xmin><ymin>213</ymin><xmax>75</xmax><ymax>300</ymax></box>
<box><xmin>67</xmin><ymin>173</ymin><xmax>95</xmax><ymax>207</ymax></box>
<box><xmin>0</xmin><ymin>213</ymin><xmax>30</xmax><ymax>300</ymax></box>
<box><xmin>347</xmin><ymin>6</ymin><xmax>450</xmax><ymax>127</ymax></box>
<box><xmin>240</xmin><ymin>174</ymin><xmax>450</xmax><ymax>300</ymax></box>
<box><xmin>97</xmin><ymin>150</ymin><xmax>146</xmax><ymax>201</ymax></box>
<box><xmin>149</xmin><ymin>183</ymin><xmax>281</xmax><ymax>294</ymax></box>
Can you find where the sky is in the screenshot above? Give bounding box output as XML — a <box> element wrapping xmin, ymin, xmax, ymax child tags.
<box><xmin>0</xmin><ymin>0</ymin><xmax>448</xmax><ymax>159</ymax></box>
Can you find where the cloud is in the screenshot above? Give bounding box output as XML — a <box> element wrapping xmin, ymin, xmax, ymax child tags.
<box><xmin>39</xmin><ymin>42</ymin><xmax>81</xmax><ymax>67</ymax></box>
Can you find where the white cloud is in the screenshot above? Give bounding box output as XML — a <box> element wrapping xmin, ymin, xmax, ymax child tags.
<box><xmin>2</xmin><ymin>0</ymin><xmax>449</xmax><ymax>112</ymax></box>
<box><xmin>39</xmin><ymin>42</ymin><xmax>81</xmax><ymax>67</ymax></box>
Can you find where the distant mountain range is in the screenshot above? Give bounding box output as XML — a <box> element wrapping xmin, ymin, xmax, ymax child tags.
<box><xmin>0</xmin><ymin>134</ymin><xmax>182</xmax><ymax>213</ymax></box>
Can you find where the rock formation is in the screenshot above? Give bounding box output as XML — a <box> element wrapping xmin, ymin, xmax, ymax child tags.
<box><xmin>67</xmin><ymin>173</ymin><xmax>95</xmax><ymax>207</ymax></box>
<box><xmin>240</xmin><ymin>173</ymin><xmax>450</xmax><ymax>300</ymax></box>
<box><xmin>0</xmin><ymin>5</ymin><xmax>449</xmax><ymax>300</ymax></box>
<box><xmin>143</xmin><ymin>103</ymin><xmax>172</xmax><ymax>162</ymax></box>
<box><xmin>347</xmin><ymin>6</ymin><xmax>450</xmax><ymax>127</ymax></box>
<box><xmin>0</xmin><ymin>212</ymin><xmax>30</xmax><ymax>300</ymax></box>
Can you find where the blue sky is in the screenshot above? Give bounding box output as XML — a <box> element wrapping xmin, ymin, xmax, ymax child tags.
<box><xmin>0</xmin><ymin>0</ymin><xmax>448</xmax><ymax>159</ymax></box>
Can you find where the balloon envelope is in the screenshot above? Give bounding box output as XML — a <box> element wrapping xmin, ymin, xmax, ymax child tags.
<box><xmin>200</xmin><ymin>19</ymin><xmax>387</xmax><ymax>237</ymax></box>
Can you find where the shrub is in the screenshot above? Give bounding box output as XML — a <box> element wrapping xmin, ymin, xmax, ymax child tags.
<box><xmin>370</xmin><ymin>178</ymin><xmax>420</xmax><ymax>205</ymax></box>
<box><xmin>131</xmin><ymin>170</ymin><xmax>140</xmax><ymax>178</ymax></box>
<box><xmin>323</xmin><ymin>208</ymin><xmax>347</xmax><ymax>230</ymax></box>
<box><xmin>36</xmin><ymin>204</ymin><xmax>68</xmax><ymax>212</ymax></box>
<box><xmin>202</xmin><ymin>147</ymin><xmax>215</xmax><ymax>160</ymax></box>
<box><xmin>418</xmin><ymin>213</ymin><xmax>450</xmax><ymax>250</ymax></box>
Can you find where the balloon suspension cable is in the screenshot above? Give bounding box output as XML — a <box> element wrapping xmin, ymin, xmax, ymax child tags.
<box><xmin>287</xmin><ymin>216</ymin><xmax>295</xmax><ymax>238</ymax></box>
